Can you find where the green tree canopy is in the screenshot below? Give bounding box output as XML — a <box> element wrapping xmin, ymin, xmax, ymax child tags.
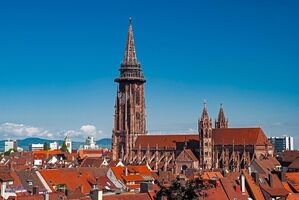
<box><xmin>60</xmin><ymin>140</ymin><xmax>69</xmax><ymax>153</ymax></box>
<box><xmin>43</xmin><ymin>142</ymin><xmax>50</xmax><ymax>150</ymax></box>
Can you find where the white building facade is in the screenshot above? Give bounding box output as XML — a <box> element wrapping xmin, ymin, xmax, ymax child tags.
<box><xmin>29</xmin><ymin>143</ymin><xmax>44</xmax><ymax>151</ymax></box>
<box><xmin>50</xmin><ymin>142</ymin><xmax>58</xmax><ymax>150</ymax></box>
<box><xmin>83</xmin><ymin>136</ymin><xmax>99</xmax><ymax>150</ymax></box>
<box><xmin>65</xmin><ymin>136</ymin><xmax>72</xmax><ymax>153</ymax></box>
<box><xmin>4</xmin><ymin>140</ymin><xmax>17</xmax><ymax>152</ymax></box>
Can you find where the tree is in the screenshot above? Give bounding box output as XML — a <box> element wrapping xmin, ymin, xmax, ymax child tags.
<box><xmin>155</xmin><ymin>178</ymin><xmax>213</xmax><ymax>200</ymax></box>
<box><xmin>43</xmin><ymin>142</ymin><xmax>50</xmax><ymax>150</ymax></box>
<box><xmin>60</xmin><ymin>140</ymin><xmax>69</xmax><ymax>153</ymax></box>
<box><xmin>3</xmin><ymin>149</ymin><xmax>16</xmax><ymax>156</ymax></box>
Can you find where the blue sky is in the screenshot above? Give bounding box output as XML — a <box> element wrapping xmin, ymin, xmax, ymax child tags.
<box><xmin>0</xmin><ymin>1</ymin><xmax>298</xmax><ymax>145</ymax></box>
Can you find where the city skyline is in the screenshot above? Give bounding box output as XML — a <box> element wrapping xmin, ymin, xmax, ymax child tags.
<box><xmin>0</xmin><ymin>1</ymin><xmax>298</xmax><ymax>146</ymax></box>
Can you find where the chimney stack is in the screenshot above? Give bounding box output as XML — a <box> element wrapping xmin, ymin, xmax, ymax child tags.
<box><xmin>43</xmin><ymin>192</ymin><xmax>49</xmax><ymax>200</ymax></box>
<box><xmin>253</xmin><ymin>172</ymin><xmax>259</xmax><ymax>184</ymax></box>
<box><xmin>33</xmin><ymin>186</ymin><xmax>39</xmax><ymax>195</ymax></box>
<box><xmin>125</xmin><ymin>167</ymin><xmax>128</xmax><ymax>176</ymax></box>
<box><xmin>268</xmin><ymin>174</ymin><xmax>273</xmax><ymax>187</ymax></box>
<box><xmin>90</xmin><ymin>188</ymin><xmax>103</xmax><ymax>200</ymax></box>
<box><xmin>240</xmin><ymin>174</ymin><xmax>246</xmax><ymax>193</ymax></box>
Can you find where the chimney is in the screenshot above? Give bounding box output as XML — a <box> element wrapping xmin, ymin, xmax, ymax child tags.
<box><xmin>1</xmin><ymin>183</ymin><xmax>6</xmax><ymax>198</ymax></box>
<box><xmin>240</xmin><ymin>174</ymin><xmax>246</xmax><ymax>193</ymax></box>
<box><xmin>90</xmin><ymin>188</ymin><xmax>103</xmax><ymax>200</ymax></box>
<box><xmin>125</xmin><ymin>167</ymin><xmax>128</xmax><ymax>176</ymax></box>
<box><xmin>281</xmin><ymin>172</ymin><xmax>286</xmax><ymax>182</ymax></box>
<box><xmin>80</xmin><ymin>184</ymin><xmax>84</xmax><ymax>193</ymax></box>
<box><xmin>253</xmin><ymin>172</ymin><xmax>259</xmax><ymax>184</ymax></box>
<box><xmin>43</xmin><ymin>192</ymin><xmax>49</xmax><ymax>200</ymax></box>
<box><xmin>140</xmin><ymin>182</ymin><xmax>153</xmax><ymax>193</ymax></box>
<box><xmin>32</xmin><ymin>186</ymin><xmax>39</xmax><ymax>194</ymax></box>
<box><xmin>140</xmin><ymin>182</ymin><xmax>148</xmax><ymax>193</ymax></box>
<box><xmin>268</xmin><ymin>174</ymin><xmax>273</xmax><ymax>187</ymax></box>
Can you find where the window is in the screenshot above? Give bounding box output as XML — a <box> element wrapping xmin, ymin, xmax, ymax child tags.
<box><xmin>136</xmin><ymin>89</ymin><xmax>140</xmax><ymax>105</ymax></box>
<box><xmin>181</xmin><ymin>165</ymin><xmax>188</xmax><ymax>171</ymax></box>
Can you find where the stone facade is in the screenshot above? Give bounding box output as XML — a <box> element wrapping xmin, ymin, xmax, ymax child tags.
<box><xmin>112</xmin><ymin>18</ymin><xmax>146</xmax><ymax>161</ymax></box>
<box><xmin>198</xmin><ymin>101</ymin><xmax>213</xmax><ymax>170</ymax></box>
<box><xmin>126</xmin><ymin>104</ymin><xmax>273</xmax><ymax>173</ymax></box>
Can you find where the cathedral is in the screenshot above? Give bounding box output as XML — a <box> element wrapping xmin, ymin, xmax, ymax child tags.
<box><xmin>112</xmin><ymin>19</ymin><xmax>273</xmax><ymax>173</ymax></box>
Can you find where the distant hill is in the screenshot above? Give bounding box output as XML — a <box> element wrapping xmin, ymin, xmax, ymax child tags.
<box><xmin>0</xmin><ymin>137</ymin><xmax>111</xmax><ymax>152</ymax></box>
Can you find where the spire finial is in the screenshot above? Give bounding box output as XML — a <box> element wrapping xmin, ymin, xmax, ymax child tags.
<box><xmin>203</xmin><ymin>99</ymin><xmax>207</xmax><ymax>107</ymax></box>
<box><xmin>129</xmin><ymin>16</ymin><xmax>132</xmax><ymax>24</ymax></box>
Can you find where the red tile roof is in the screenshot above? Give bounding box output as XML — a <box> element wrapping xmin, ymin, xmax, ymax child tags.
<box><xmin>201</xmin><ymin>172</ymin><xmax>223</xmax><ymax>180</ymax></box>
<box><xmin>213</xmin><ymin>128</ymin><xmax>270</xmax><ymax>146</ymax></box>
<box><xmin>111</xmin><ymin>165</ymin><xmax>154</xmax><ymax>189</ymax></box>
<box><xmin>282</xmin><ymin>150</ymin><xmax>299</xmax><ymax>163</ymax></box>
<box><xmin>282</xmin><ymin>182</ymin><xmax>293</xmax><ymax>193</ymax></box>
<box><xmin>78</xmin><ymin>149</ymin><xmax>110</xmax><ymax>159</ymax></box>
<box><xmin>135</xmin><ymin>128</ymin><xmax>270</xmax><ymax>149</ymax></box>
<box><xmin>103</xmin><ymin>192</ymin><xmax>153</xmax><ymax>200</ymax></box>
<box><xmin>135</xmin><ymin>134</ymin><xmax>199</xmax><ymax>149</ymax></box>
<box><xmin>33</xmin><ymin>150</ymin><xmax>62</xmax><ymax>155</ymax></box>
<box><xmin>285</xmin><ymin>172</ymin><xmax>299</xmax><ymax>192</ymax></box>
<box><xmin>287</xmin><ymin>193</ymin><xmax>299</xmax><ymax>200</ymax></box>
<box><xmin>259</xmin><ymin>174</ymin><xmax>288</xmax><ymax>197</ymax></box>
<box><xmin>288</xmin><ymin>157</ymin><xmax>299</xmax><ymax>169</ymax></box>
<box><xmin>0</xmin><ymin>173</ymin><xmax>14</xmax><ymax>182</ymax></box>
<box><xmin>16</xmin><ymin>192</ymin><xmax>67</xmax><ymax>200</ymax></box>
<box><xmin>80</xmin><ymin>157</ymin><xmax>104</xmax><ymax>168</ymax></box>
<box><xmin>183</xmin><ymin>149</ymin><xmax>198</xmax><ymax>162</ymax></box>
<box><xmin>220</xmin><ymin>177</ymin><xmax>248</xmax><ymax>200</ymax></box>
<box><xmin>111</xmin><ymin>165</ymin><xmax>152</xmax><ymax>180</ymax></box>
<box><xmin>40</xmin><ymin>168</ymin><xmax>95</xmax><ymax>194</ymax></box>
<box><xmin>241</xmin><ymin>169</ymin><xmax>265</xmax><ymax>200</ymax></box>
<box><xmin>122</xmin><ymin>175</ymin><xmax>145</xmax><ymax>182</ymax></box>
<box><xmin>96</xmin><ymin>176</ymin><xmax>117</xmax><ymax>191</ymax></box>
<box><xmin>16</xmin><ymin>194</ymin><xmax>43</xmax><ymax>200</ymax></box>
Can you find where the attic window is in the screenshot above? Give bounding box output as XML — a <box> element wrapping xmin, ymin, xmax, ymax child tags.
<box><xmin>28</xmin><ymin>181</ymin><xmax>33</xmax><ymax>186</ymax></box>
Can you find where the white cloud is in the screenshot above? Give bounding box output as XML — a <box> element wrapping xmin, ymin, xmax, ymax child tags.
<box><xmin>80</xmin><ymin>124</ymin><xmax>97</xmax><ymax>135</ymax></box>
<box><xmin>0</xmin><ymin>122</ymin><xmax>52</xmax><ymax>139</ymax></box>
<box><xmin>78</xmin><ymin>124</ymin><xmax>103</xmax><ymax>139</ymax></box>
<box><xmin>0</xmin><ymin>122</ymin><xmax>106</xmax><ymax>141</ymax></box>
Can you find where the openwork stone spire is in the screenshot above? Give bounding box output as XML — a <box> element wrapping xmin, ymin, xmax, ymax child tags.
<box><xmin>123</xmin><ymin>17</ymin><xmax>138</xmax><ymax>66</ymax></box>
<box><xmin>115</xmin><ymin>17</ymin><xmax>145</xmax><ymax>83</ymax></box>
<box><xmin>201</xmin><ymin>99</ymin><xmax>209</xmax><ymax>120</ymax></box>
<box><xmin>215</xmin><ymin>103</ymin><xmax>229</xmax><ymax>128</ymax></box>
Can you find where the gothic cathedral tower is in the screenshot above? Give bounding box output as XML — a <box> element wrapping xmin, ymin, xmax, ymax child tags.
<box><xmin>215</xmin><ymin>104</ymin><xmax>228</xmax><ymax>129</ymax></box>
<box><xmin>112</xmin><ymin>18</ymin><xmax>146</xmax><ymax>161</ymax></box>
<box><xmin>199</xmin><ymin>101</ymin><xmax>213</xmax><ymax>170</ymax></box>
